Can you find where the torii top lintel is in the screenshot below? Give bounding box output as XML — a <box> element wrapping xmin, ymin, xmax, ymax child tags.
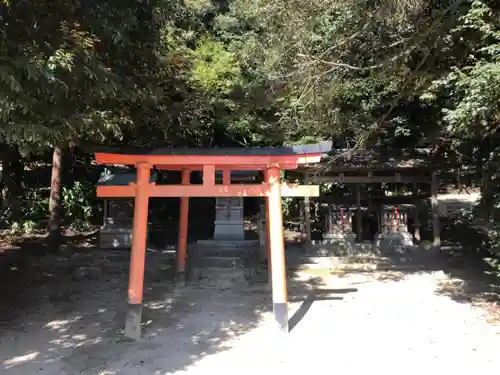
<box><xmin>92</xmin><ymin>141</ymin><xmax>332</xmax><ymax>170</ymax></box>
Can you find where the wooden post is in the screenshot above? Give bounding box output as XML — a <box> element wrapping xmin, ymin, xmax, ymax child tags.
<box><xmin>356</xmin><ymin>184</ymin><xmax>362</xmax><ymax>241</ymax></box>
<box><xmin>266</xmin><ymin>166</ymin><xmax>288</xmax><ymax>333</ymax></box>
<box><xmin>431</xmin><ymin>171</ymin><xmax>440</xmax><ymax>249</ymax></box>
<box><xmin>264</xmin><ymin>170</ymin><xmax>272</xmax><ymax>284</ymax></box>
<box><xmin>177</xmin><ymin>169</ymin><xmax>191</xmax><ymax>278</ymax></box>
<box><xmin>222</xmin><ymin>169</ymin><xmax>231</xmax><ymax>185</ymax></box>
<box><xmin>203</xmin><ymin>164</ymin><xmax>215</xmax><ymax>185</ymax></box>
<box><xmin>412</xmin><ymin>183</ymin><xmax>421</xmax><ymax>243</ymax></box>
<box><xmin>303</xmin><ymin>173</ymin><xmax>312</xmax><ymax>244</ymax></box>
<box><xmin>125</xmin><ymin>163</ymin><xmax>151</xmax><ymax>340</ymax></box>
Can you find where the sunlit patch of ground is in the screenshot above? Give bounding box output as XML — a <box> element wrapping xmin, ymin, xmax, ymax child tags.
<box><xmin>0</xmin><ymin>248</ymin><xmax>499</xmax><ymax>375</ymax></box>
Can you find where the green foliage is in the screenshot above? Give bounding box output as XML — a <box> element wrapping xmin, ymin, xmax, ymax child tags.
<box><xmin>1</xmin><ymin>181</ymin><xmax>96</xmax><ymax>232</ymax></box>
<box><xmin>1</xmin><ymin>0</ymin><xmax>500</xmax><ymax>270</ymax></box>
<box><xmin>0</xmin><ymin>0</ymin><xmax>162</xmax><ymax>148</ymax></box>
<box><xmin>189</xmin><ymin>39</ymin><xmax>242</xmax><ymax>94</ymax></box>
<box><xmin>61</xmin><ymin>181</ymin><xmax>96</xmax><ymax>229</ymax></box>
<box><xmin>0</xmin><ymin>0</ymin><xmax>497</xmax><ymax>152</ymax></box>
<box><xmin>422</xmin><ymin>0</ymin><xmax>500</xmax><ymax>137</ymax></box>
<box><xmin>8</xmin><ymin>220</ymin><xmax>36</xmax><ymax>235</ymax></box>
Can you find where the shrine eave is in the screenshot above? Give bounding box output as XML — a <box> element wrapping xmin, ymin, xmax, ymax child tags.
<box><xmin>89</xmin><ymin>141</ymin><xmax>332</xmax><ymax>157</ymax></box>
<box><xmin>89</xmin><ymin>141</ymin><xmax>332</xmax><ymax>169</ymax></box>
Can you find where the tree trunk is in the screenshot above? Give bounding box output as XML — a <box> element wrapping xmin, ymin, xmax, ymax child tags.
<box><xmin>478</xmin><ymin>166</ymin><xmax>497</xmax><ymax>221</ymax></box>
<box><xmin>47</xmin><ymin>146</ymin><xmax>63</xmax><ymax>251</ymax></box>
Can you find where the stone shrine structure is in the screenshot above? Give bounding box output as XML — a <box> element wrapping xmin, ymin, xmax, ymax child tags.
<box><xmin>322</xmin><ymin>205</ymin><xmax>356</xmax><ymax>251</ymax></box>
<box><xmin>197</xmin><ymin>171</ymin><xmax>259</xmax><ymax>247</ymax></box>
<box><xmin>213</xmin><ymin>197</ymin><xmax>245</xmax><ymax>241</ymax></box>
<box><xmin>376</xmin><ymin>205</ymin><xmax>414</xmax><ymax>250</ymax></box>
<box><xmin>292</xmin><ymin>148</ymin><xmax>441</xmax><ymax>251</ymax></box>
<box><xmin>101</xmin><ymin>199</ymin><xmax>134</xmax><ymax>248</ymax></box>
<box><xmin>98</xmin><ymin>168</ymin><xmax>157</xmax><ymax>249</ymax></box>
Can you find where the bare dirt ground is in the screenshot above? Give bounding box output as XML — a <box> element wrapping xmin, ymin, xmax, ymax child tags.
<box><xmin>0</xmin><ymin>247</ymin><xmax>499</xmax><ymax>375</ymax></box>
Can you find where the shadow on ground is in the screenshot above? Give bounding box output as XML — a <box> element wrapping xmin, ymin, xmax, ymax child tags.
<box><xmin>1</xmin><ymin>213</ymin><xmax>500</xmax><ymax>374</ymax></box>
<box><xmin>0</xmin><ymin>244</ymin><xmax>351</xmax><ymax>375</ymax></box>
<box><xmin>433</xmin><ymin>218</ymin><xmax>500</xmax><ymax>313</ymax></box>
<box><xmin>288</xmin><ymin>288</ymin><xmax>356</xmax><ymax>331</ymax></box>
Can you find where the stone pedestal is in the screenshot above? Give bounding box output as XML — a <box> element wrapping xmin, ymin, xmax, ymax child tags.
<box><xmin>192</xmin><ymin>195</ymin><xmax>259</xmax><ymax>284</ymax></box>
<box><xmin>191</xmin><ymin>172</ymin><xmax>261</xmax><ymax>284</ymax></box>
<box><xmin>100</xmin><ymin>199</ymin><xmax>153</xmax><ymax>249</ymax></box>
<box><xmin>376</xmin><ymin>232</ymin><xmax>413</xmax><ymax>253</ymax></box>
<box><xmin>213</xmin><ymin>197</ymin><xmax>245</xmax><ymax>241</ymax></box>
<box><xmin>323</xmin><ymin>231</ymin><xmax>357</xmax><ymax>255</ymax></box>
<box><xmin>397</xmin><ymin>224</ymin><xmax>414</xmax><ymax>248</ymax></box>
<box><xmin>322</xmin><ymin>206</ymin><xmax>356</xmax><ymax>253</ymax></box>
<box><xmin>100</xmin><ymin>199</ymin><xmax>134</xmax><ymax>249</ymax></box>
<box><xmin>376</xmin><ymin>208</ymin><xmax>414</xmax><ymax>252</ymax></box>
<box><xmin>324</xmin><ymin>229</ymin><xmax>347</xmax><ymax>241</ymax></box>
<box><xmin>196</xmin><ymin>197</ymin><xmax>258</xmax><ymax>248</ymax></box>
<box><xmin>98</xmin><ymin>169</ymin><xmax>156</xmax><ymax>249</ymax></box>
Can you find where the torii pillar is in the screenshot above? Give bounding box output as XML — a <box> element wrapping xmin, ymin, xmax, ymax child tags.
<box><xmin>176</xmin><ymin>169</ymin><xmax>191</xmax><ymax>279</ymax></box>
<box><xmin>266</xmin><ymin>166</ymin><xmax>288</xmax><ymax>331</ymax></box>
<box><xmin>125</xmin><ymin>163</ymin><xmax>151</xmax><ymax>339</ymax></box>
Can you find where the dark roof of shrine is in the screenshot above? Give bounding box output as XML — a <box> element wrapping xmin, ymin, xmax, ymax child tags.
<box><xmin>299</xmin><ymin>148</ymin><xmax>437</xmax><ymax>171</ymax></box>
<box><xmin>89</xmin><ymin>141</ymin><xmax>333</xmax><ymax>157</ymax></box>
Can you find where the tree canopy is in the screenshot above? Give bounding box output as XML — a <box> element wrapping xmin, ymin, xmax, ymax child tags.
<box><xmin>1</xmin><ymin>0</ymin><xmax>499</xmax><ymax>228</ymax></box>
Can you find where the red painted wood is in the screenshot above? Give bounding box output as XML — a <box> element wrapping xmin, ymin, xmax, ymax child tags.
<box><xmin>94</xmin><ymin>153</ymin><xmax>321</xmax><ymax>168</ymax></box>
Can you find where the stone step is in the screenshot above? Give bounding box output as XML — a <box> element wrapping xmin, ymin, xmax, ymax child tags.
<box><xmin>195</xmin><ymin>240</ymin><xmax>260</xmax><ymax>248</ymax></box>
<box><xmin>199</xmin><ymin>256</ymin><xmax>246</xmax><ymax>268</ymax></box>
<box><xmin>190</xmin><ymin>248</ymin><xmax>256</xmax><ymax>259</ymax></box>
<box><xmin>189</xmin><ymin>264</ymin><xmax>262</xmax><ymax>286</ymax></box>
<box><xmin>194</xmin><ymin>267</ymin><xmax>250</xmax><ymax>288</ymax></box>
<box><xmin>189</xmin><ymin>244</ymin><xmax>261</xmax><ymax>258</ymax></box>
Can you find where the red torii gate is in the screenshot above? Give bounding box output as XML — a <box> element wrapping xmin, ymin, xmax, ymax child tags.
<box><xmin>92</xmin><ymin>143</ymin><xmax>331</xmax><ymax>339</ymax></box>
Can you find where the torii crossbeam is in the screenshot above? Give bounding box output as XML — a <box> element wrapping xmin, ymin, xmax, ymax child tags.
<box><xmin>91</xmin><ymin>142</ymin><xmax>331</xmax><ymax>339</ymax></box>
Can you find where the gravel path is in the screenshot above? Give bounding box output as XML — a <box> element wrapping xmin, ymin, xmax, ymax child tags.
<box><xmin>0</xmin><ymin>251</ymin><xmax>499</xmax><ymax>375</ymax></box>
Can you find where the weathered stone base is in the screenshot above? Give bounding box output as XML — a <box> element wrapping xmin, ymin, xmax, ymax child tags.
<box><xmin>308</xmin><ymin>233</ymin><xmax>359</xmax><ymax>256</ymax></box>
<box><xmin>376</xmin><ymin>232</ymin><xmax>414</xmax><ymax>253</ymax></box>
<box><xmin>196</xmin><ymin>239</ymin><xmax>259</xmax><ymax>248</ymax></box>
<box><xmin>100</xmin><ymin>228</ymin><xmax>133</xmax><ymax>249</ymax></box>
<box><xmin>213</xmin><ymin>221</ymin><xmax>246</xmax><ymax>241</ymax></box>
<box><xmin>187</xmin><ymin>243</ymin><xmax>261</xmax><ymax>285</ymax></box>
<box><xmin>124</xmin><ymin>303</ymin><xmax>142</xmax><ymax>340</ymax></box>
